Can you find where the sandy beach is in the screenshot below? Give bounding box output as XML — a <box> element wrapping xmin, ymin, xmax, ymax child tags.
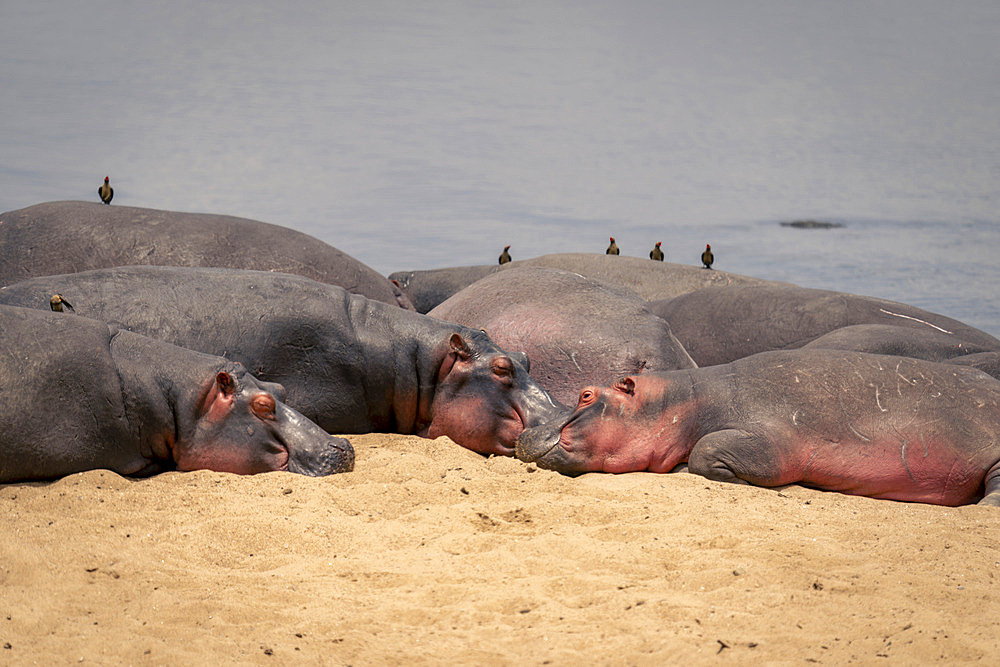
<box><xmin>2</xmin><ymin>432</ymin><xmax>997</xmax><ymax>664</ymax></box>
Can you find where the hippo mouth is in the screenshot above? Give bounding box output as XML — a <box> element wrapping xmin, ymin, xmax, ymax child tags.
<box><xmin>514</xmin><ymin>410</ymin><xmax>576</xmax><ymax>465</ymax></box>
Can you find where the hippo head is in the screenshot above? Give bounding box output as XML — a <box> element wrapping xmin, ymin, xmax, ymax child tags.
<box><xmin>179</xmin><ymin>368</ymin><xmax>355</xmax><ymax>476</ymax></box>
<box><xmin>424</xmin><ymin>332</ymin><xmax>565</xmax><ymax>456</ymax></box>
<box><xmin>516</xmin><ymin>373</ymin><xmax>696</xmax><ymax>474</ymax></box>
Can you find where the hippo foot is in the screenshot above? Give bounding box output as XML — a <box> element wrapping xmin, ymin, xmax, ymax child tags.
<box><xmin>688</xmin><ymin>429</ymin><xmax>774</xmax><ymax>486</ymax></box>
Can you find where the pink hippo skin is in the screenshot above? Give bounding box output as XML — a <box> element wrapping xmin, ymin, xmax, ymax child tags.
<box><xmin>516</xmin><ymin>349</ymin><xmax>1000</xmax><ymax>506</ymax></box>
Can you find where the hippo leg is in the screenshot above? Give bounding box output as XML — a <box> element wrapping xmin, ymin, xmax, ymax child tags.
<box><xmin>980</xmin><ymin>464</ymin><xmax>1000</xmax><ymax>506</ymax></box>
<box><xmin>688</xmin><ymin>429</ymin><xmax>786</xmax><ymax>487</ymax></box>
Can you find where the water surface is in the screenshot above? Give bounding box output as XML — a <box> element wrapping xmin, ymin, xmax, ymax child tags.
<box><xmin>2</xmin><ymin>0</ymin><xmax>998</xmax><ymax>333</ymax></box>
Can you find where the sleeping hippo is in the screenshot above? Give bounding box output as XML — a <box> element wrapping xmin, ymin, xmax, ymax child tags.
<box><xmin>648</xmin><ymin>285</ymin><xmax>1000</xmax><ymax>367</ymax></box>
<box><xmin>0</xmin><ymin>201</ymin><xmax>413</xmax><ymax>309</ymax></box>
<box><xmin>800</xmin><ymin>323</ymin><xmax>998</xmax><ymax>361</ymax></box>
<box><xmin>516</xmin><ymin>349</ymin><xmax>1000</xmax><ymax>506</ymax></box>
<box><xmin>427</xmin><ymin>266</ymin><xmax>697</xmax><ymax>406</ymax></box>
<box><xmin>0</xmin><ymin>266</ymin><xmax>563</xmax><ymax>456</ymax></box>
<box><xmin>389</xmin><ymin>253</ymin><xmax>780</xmax><ymax>313</ymax></box>
<box><xmin>0</xmin><ymin>304</ymin><xmax>354</xmax><ymax>483</ymax></box>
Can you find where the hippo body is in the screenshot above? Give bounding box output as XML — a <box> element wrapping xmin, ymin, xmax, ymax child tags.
<box><xmin>649</xmin><ymin>285</ymin><xmax>1000</xmax><ymax>367</ymax></box>
<box><xmin>0</xmin><ymin>305</ymin><xmax>353</xmax><ymax>483</ymax></box>
<box><xmin>389</xmin><ymin>253</ymin><xmax>780</xmax><ymax>314</ymax></box>
<box><xmin>516</xmin><ymin>349</ymin><xmax>1000</xmax><ymax>506</ymax></box>
<box><xmin>0</xmin><ymin>201</ymin><xmax>413</xmax><ymax>309</ymax></box>
<box><xmin>0</xmin><ymin>267</ymin><xmax>562</xmax><ymax>456</ymax></box>
<box><xmin>945</xmin><ymin>352</ymin><xmax>1000</xmax><ymax>381</ymax></box>
<box><xmin>428</xmin><ymin>266</ymin><xmax>696</xmax><ymax>406</ymax></box>
<box><xmin>801</xmin><ymin>324</ymin><xmax>998</xmax><ymax>361</ymax></box>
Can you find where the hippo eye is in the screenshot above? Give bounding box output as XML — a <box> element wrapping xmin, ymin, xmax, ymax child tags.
<box><xmin>250</xmin><ymin>393</ymin><xmax>277</xmax><ymax>421</ymax></box>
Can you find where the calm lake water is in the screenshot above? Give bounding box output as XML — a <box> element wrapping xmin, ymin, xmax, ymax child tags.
<box><xmin>2</xmin><ymin>1</ymin><xmax>999</xmax><ymax>335</ymax></box>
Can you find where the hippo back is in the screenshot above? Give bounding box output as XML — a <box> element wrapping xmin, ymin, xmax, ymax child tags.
<box><xmin>391</xmin><ymin>253</ymin><xmax>780</xmax><ymax>313</ymax></box>
<box><xmin>649</xmin><ymin>285</ymin><xmax>1000</xmax><ymax>367</ymax></box>
<box><xmin>0</xmin><ymin>201</ymin><xmax>412</xmax><ymax>308</ymax></box>
<box><xmin>428</xmin><ymin>266</ymin><xmax>696</xmax><ymax>406</ymax></box>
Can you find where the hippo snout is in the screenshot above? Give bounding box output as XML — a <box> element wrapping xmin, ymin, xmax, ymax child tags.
<box><xmin>515</xmin><ymin>417</ymin><xmax>567</xmax><ymax>464</ymax></box>
<box><xmin>517</xmin><ymin>384</ymin><xmax>569</xmax><ymax>431</ymax></box>
<box><xmin>288</xmin><ymin>435</ymin><xmax>355</xmax><ymax>476</ymax></box>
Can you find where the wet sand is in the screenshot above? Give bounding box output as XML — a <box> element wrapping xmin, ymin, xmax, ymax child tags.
<box><xmin>2</xmin><ymin>432</ymin><xmax>997</xmax><ymax>664</ymax></box>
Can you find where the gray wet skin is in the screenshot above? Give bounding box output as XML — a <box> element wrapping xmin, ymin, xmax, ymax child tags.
<box><xmin>389</xmin><ymin>253</ymin><xmax>777</xmax><ymax>313</ymax></box>
<box><xmin>0</xmin><ymin>304</ymin><xmax>353</xmax><ymax>483</ymax></box>
<box><xmin>0</xmin><ymin>266</ymin><xmax>564</xmax><ymax>457</ymax></box>
<box><xmin>0</xmin><ymin>200</ymin><xmax>411</xmax><ymax>309</ymax></box>
<box><xmin>647</xmin><ymin>284</ymin><xmax>1000</xmax><ymax>367</ymax></box>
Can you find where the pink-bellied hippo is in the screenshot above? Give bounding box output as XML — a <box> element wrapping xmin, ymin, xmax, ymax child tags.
<box><xmin>0</xmin><ymin>304</ymin><xmax>354</xmax><ymax>483</ymax></box>
<box><xmin>516</xmin><ymin>349</ymin><xmax>1000</xmax><ymax>506</ymax></box>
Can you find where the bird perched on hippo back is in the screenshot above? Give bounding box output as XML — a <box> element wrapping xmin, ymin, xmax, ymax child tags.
<box><xmin>606</xmin><ymin>237</ymin><xmax>620</xmax><ymax>255</ymax></box>
<box><xmin>98</xmin><ymin>177</ymin><xmax>113</xmax><ymax>204</ymax></box>
<box><xmin>0</xmin><ymin>200</ymin><xmax>413</xmax><ymax>309</ymax></box>
<box><xmin>701</xmin><ymin>243</ymin><xmax>713</xmax><ymax>268</ymax></box>
<box><xmin>49</xmin><ymin>294</ymin><xmax>73</xmax><ymax>312</ymax></box>
<box><xmin>427</xmin><ymin>266</ymin><xmax>697</xmax><ymax>406</ymax></box>
<box><xmin>649</xmin><ymin>242</ymin><xmax>663</xmax><ymax>261</ymax></box>
<box><xmin>499</xmin><ymin>245</ymin><xmax>512</xmax><ymax>265</ymax></box>
<box><xmin>388</xmin><ymin>253</ymin><xmax>780</xmax><ymax>314</ymax></box>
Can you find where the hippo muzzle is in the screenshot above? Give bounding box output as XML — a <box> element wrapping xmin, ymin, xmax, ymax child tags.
<box><xmin>515</xmin><ymin>408</ymin><xmax>585</xmax><ymax>474</ymax></box>
<box><xmin>287</xmin><ymin>435</ymin><xmax>355</xmax><ymax>476</ymax></box>
<box><xmin>279</xmin><ymin>403</ymin><xmax>355</xmax><ymax>475</ymax></box>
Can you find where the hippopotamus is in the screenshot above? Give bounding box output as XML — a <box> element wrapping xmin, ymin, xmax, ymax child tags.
<box><xmin>0</xmin><ymin>201</ymin><xmax>413</xmax><ymax>309</ymax></box>
<box><xmin>648</xmin><ymin>285</ymin><xmax>1000</xmax><ymax>367</ymax></box>
<box><xmin>946</xmin><ymin>352</ymin><xmax>1000</xmax><ymax>381</ymax></box>
<box><xmin>0</xmin><ymin>266</ymin><xmax>562</xmax><ymax>456</ymax></box>
<box><xmin>389</xmin><ymin>253</ymin><xmax>780</xmax><ymax>313</ymax></box>
<box><xmin>800</xmin><ymin>324</ymin><xmax>998</xmax><ymax>361</ymax></box>
<box><xmin>516</xmin><ymin>349</ymin><xmax>1000</xmax><ymax>506</ymax></box>
<box><xmin>0</xmin><ymin>304</ymin><xmax>354</xmax><ymax>483</ymax></box>
<box><xmin>427</xmin><ymin>266</ymin><xmax>697</xmax><ymax>406</ymax></box>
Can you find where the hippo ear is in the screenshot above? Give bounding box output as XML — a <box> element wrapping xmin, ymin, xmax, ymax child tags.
<box><xmin>216</xmin><ymin>371</ymin><xmax>236</xmax><ymax>397</ymax></box>
<box><xmin>449</xmin><ymin>333</ymin><xmax>472</xmax><ymax>361</ymax></box>
<box><xmin>200</xmin><ymin>371</ymin><xmax>237</xmax><ymax>421</ymax></box>
<box><xmin>509</xmin><ymin>350</ymin><xmax>530</xmax><ymax>372</ymax></box>
<box><xmin>613</xmin><ymin>377</ymin><xmax>635</xmax><ymax>395</ymax></box>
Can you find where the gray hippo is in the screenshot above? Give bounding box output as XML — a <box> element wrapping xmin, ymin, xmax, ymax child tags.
<box><xmin>0</xmin><ymin>305</ymin><xmax>354</xmax><ymax>483</ymax></box>
<box><xmin>0</xmin><ymin>266</ymin><xmax>563</xmax><ymax>456</ymax></box>
<box><xmin>0</xmin><ymin>201</ymin><xmax>413</xmax><ymax>309</ymax></box>
<box><xmin>516</xmin><ymin>349</ymin><xmax>1000</xmax><ymax>506</ymax></box>
<box><xmin>800</xmin><ymin>324</ymin><xmax>998</xmax><ymax>360</ymax></box>
<box><xmin>946</xmin><ymin>352</ymin><xmax>1000</xmax><ymax>381</ymax></box>
<box><xmin>648</xmin><ymin>285</ymin><xmax>1000</xmax><ymax>367</ymax></box>
<box><xmin>389</xmin><ymin>253</ymin><xmax>779</xmax><ymax>313</ymax></box>
<box><xmin>427</xmin><ymin>266</ymin><xmax>697</xmax><ymax>406</ymax></box>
